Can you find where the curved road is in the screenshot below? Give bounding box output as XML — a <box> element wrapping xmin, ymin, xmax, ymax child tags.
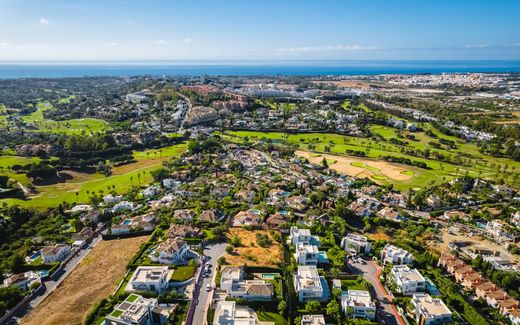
<box><xmin>347</xmin><ymin>259</ymin><xmax>405</xmax><ymax>325</ymax></box>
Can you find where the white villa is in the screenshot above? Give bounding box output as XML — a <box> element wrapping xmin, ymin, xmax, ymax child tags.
<box><xmin>41</xmin><ymin>244</ymin><xmax>71</xmax><ymax>264</ymax></box>
<box><xmin>411</xmin><ymin>293</ymin><xmax>452</xmax><ymax>325</ymax></box>
<box><xmin>341</xmin><ymin>290</ymin><xmax>376</xmax><ymax>320</ymax></box>
<box><xmin>125</xmin><ymin>266</ymin><xmax>173</xmax><ymax>293</ymax></box>
<box><xmin>2</xmin><ymin>271</ymin><xmax>41</xmax><ymax>291</ymax></box>
<box><xmin>151</xmin><ymin>237</ymin><xmax>190</xmax><ymax>265</ymax></box>
<box><xmin>341</xmin><ymin>234</ymin><xmax>371</xmax><ymax>255</ymax></box>
<box><xmin>381</xmin><ymin>244</ymin><xmax>413</xmax><ymax>265</ymax></box>
<box><xmin>289</xmin><ymin>227</ymin><xmax>320</xmax><ymax>248</ymax></box>
<box><xmin>104</xmin><ymin>294</ymin><xmax>172</xmax><ymax>325</ymax></box>
<box><xmin>293</xmin><ymin>265</ymin><xmax>329</xmax><ymax>303</ymax></box>
<box><xmin>295</xmin><ymin>243</ymin><xmax>328</xmax><ymax>266</ymax></box>
<box><xmin>301</xmin><ymin>315</ymin><xmax>326</xmax><ymax>325</ymax></box>
<box><xmin>219</xmin><ymin>266</ymin><xmax>273</xmax><ymax>300</ymax></box>
<box><xmin>112</xmin><ymin>201</ymin><xmax>135</xmax><ymax>212</ymax></box>
<box><xmin>213</xmin><ymin>301</ymin><xmax>256</xmax><ymax>325</ymax></box>
<box><xmin>104</xmin><ymin>194</ymin><xmax>123</xmax><ymax>205</ymax></box>
<box><xmin>390</xmin><ymin>265</ymin><xmax>426</xmax><ymax>295</ymax></box>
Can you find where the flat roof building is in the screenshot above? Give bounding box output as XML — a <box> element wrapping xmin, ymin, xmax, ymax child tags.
<box><xmin>341</xmin><ymin>290</ymin><xmax>376</xmax><ymax>320</ymax></box>
<box><xmin>390</xmin><ymin>265</ymin><xmax>426</xmax><ymax>295</ymax></box>
<box><xmin>294</xmin><ymin>265</ymin><xmax>329</xmax><ymax>303</ymax></box>
<box><xmin>412</xmin><ymin>293</ymin><xmax>452</xmax><ymax>325</ymax></box>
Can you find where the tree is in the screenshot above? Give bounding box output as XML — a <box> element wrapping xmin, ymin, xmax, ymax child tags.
<box><xmin>322</xmin><ymin>157</ymin><xmax>329</xmax><ymax>169</ymax></box>
<box><xmin>277</xmin><ymin>300</ymin><xmax>287</xmax><ymax>316</ymax></box>
<box><xmin>326</xmin><ymin>299</ymin><xmax>341</xmax><ymax>324</ymax></box>
<box><xmin>304</xmin><ymin>300</ymin><xmax>321</xmax><ymax>313</ymax></box>
<box><xmin>229</xmin><ymin>236</ymin><xmax>242</xmax><ymax>247</ymax></box>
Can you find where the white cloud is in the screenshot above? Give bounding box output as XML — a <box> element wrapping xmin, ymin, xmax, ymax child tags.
<box><xmin>40</xmin><ymin>18</ymin><xmax>50</xmax><ymax>25</ymax></box>
<box><xmin>183</xmin><ymin>38</ymin><xmax>191</xmax><ymax>43</ymax></box>
<box><xmin>464</xmin><ymin>43</ymin><xmax>489</xmax><ymax>49</ymax></box>
<box><xmin>104</xmin><ymin>42</ymin><xmax>119</xmax><ymax>47</ymax></box>
<box><xmin>276</xmin><ymin>44</ymin><xmax>379</xmax><ymax>53</ymax></box>
<box><xmin>0</xmin><ymin>42</ymin><xmax>8</xmax><ymax>46</ymax></box>
<box><xmin>505</xmin><ymin>42</ymin><xmax>520</xmax><ymax>47</ymax></box>
<box><xmin>154</xmin><ymin>39</ymin><xmax>168</xmax><ymax>45</ymax></box>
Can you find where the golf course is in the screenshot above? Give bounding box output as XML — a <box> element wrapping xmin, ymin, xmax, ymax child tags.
<box><xmin>219</xmin><ymin>128</ymin><xmax>520</xmax><ymax>191</ymax></box>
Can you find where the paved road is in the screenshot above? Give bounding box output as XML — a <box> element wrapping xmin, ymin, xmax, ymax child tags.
<box><xmin>7</xmin><ymin>235</ymin><xmax>103</xmax><ymax>324</ymax></box>
<box><xmin>192</xmin><ymin>242</ymin><xmax>227</xmax><ymax>325</ymax></box>
<box><xmin>347</xmin><ymin>259</ymin><xmax>404</xmax><ymax>325</ymax></box>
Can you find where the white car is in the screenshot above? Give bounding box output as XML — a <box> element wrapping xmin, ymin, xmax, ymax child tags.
<box><xmin>206</xmin><ymin>284</ymin><xmax>211</xmax><ymax>291</ymax></box>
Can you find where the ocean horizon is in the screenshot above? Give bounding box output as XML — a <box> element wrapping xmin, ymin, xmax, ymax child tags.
<box><xmin>1</xmin><ymin>60</ymin><xmax>520</xmax><ymax>79</ymax></box>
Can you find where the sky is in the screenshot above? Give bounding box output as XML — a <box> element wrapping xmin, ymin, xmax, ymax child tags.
<box><xmin>0</xmin><ymin>0</ymin><xmax>519</xmax><ymax>61</ymax></box>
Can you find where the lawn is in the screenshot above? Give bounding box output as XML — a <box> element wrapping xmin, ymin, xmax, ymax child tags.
<box><xmin>342</xmin><ymin>278</ymin><xmax>368</xmax><ymax>291</ymax></box>
<box><xmin>170</xmin><ymin>265</ymin><xmax>196</xmax><ymax>282</ymax></box>
<box><xmin>219</xmin><ymin>130</ymin><xmax>520</xmax><ymax>190</ymax></box>
<box><xmin>257</xmin><ymin>311</ymin><xmax>288</xmax><ymax>325</ymax></box>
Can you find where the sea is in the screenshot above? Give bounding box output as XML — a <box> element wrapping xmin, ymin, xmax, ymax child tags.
<box><xmin>0</xmin><ymin>60</ymin><xmax>520</xmax><ymax>79</ymax></box>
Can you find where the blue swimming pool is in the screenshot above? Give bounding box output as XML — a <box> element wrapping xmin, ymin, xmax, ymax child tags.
<box><xmin>122</xmin><ymin>219</ymin><xmax>132</xmax><ymax>225</ymax></box>
<box><xmin>29</xmin><ymin>251</ymin><xmax>41</xmax><ymax>260</ymax></box>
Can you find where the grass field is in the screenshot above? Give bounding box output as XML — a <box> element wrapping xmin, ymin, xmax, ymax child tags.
<box><xmin>20</xmin><ymin>236</ymin><xmax>148</xmax><ymax>325</ymax></box>
<box><xmin>1</xmin><ymin>143</ymin><xmax>187</xmax><ymax>208</ymax></box>
<box><xmin>21</xmin><ymin>102</ymin><xmax>110</xmax><ymax>135</ymax></box>
<box><xmin>219</xmin><ymin>129</ymin><xmax>520</xmax><ymax>191</ymax></box>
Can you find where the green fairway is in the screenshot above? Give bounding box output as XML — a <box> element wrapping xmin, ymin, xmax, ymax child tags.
<box><xmin>218</xmin><ymin>130</ymin><xmax>520</xmax><ymax>190</ymax></box>
<box><xmin>1</xmin><ymin>143</ymin><xmax>187</xmax><ymax>208</ymax></box>
<box><xmin>21</xmin><ymin>102</ymin><xmax>111</xmax><ymax>135</ymax></box>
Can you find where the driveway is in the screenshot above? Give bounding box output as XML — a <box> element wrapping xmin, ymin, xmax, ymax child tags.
<box><xmin>347</xmin><ymin>259</ymin><xmax>404</xmax><ymax>325</ymax></box>
<box><xmin>191</xmin><ymin>242</ymin><xmax>227</xmax><ymax>325</ymax></box>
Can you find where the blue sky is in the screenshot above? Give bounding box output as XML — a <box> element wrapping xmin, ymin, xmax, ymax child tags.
<box><xmin>0</xmin><ymin>0</ymin><xmax>519</xmax><ymax>61</ymax></box>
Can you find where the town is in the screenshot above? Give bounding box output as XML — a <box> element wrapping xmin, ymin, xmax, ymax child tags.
<box><xmin>0</xmin><ymin>72</ymin><xmax>519</xmax><ymax>325</ymax></box>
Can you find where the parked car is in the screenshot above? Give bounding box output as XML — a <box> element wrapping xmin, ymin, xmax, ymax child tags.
<box><xmin>206</xmin><ymin>284</ymin><xmax>211</xmax><ymax>291</ymax></box>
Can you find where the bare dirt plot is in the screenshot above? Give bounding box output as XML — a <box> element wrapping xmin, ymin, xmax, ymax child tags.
<box><xmin>111</xmin><ymin>157</ymin><xmax>168</xmax><ymax>175</ymax></box>
<box><xmin>296</xmin><ymin>150</ymin><xmax>415</xmax><ymax>182</ymax></box>
<box><xmin>433</xmin><ymin>229</ymin><xmax>520</xmax><ymax>264</ymax></box>
<box><xmin>495</xmin><ymin>120</ymin><xmax>520</xmax><ymax>125</ymax></box>
<box><xmin>21</xmin><ymin>236</ymin><xmax>148</xmax><ymax>325</ymax></box>
<box><xmin>224</xmin><ymin>228</ymin><xmax>282</xmax><ymax>267</ymax></box>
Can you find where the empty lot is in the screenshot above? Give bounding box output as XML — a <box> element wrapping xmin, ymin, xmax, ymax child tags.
<box><xmin>21</xmin><ymin>236</ymin><xmax>148</xmax><ymax>325</ymax></box>
<box><xmin>224</xmin><ymin>228</ymin><xmax>282</xmax><ymax>267</ymax></box>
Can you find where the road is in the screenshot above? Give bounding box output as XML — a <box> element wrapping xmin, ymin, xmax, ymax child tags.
<box><xmin>347</xmin><ymin>259</ymin><xmax>404</xmax><ymax>325</ymax></box>
<box><xmin>6</xmin><ymin>234</ymin><xmax>103</xmax><ymax>324</ymax></box>
<box><xmin>191</xmin><ymin>242</ymin><xmax>227</xmax><ymax>325</ymax></box>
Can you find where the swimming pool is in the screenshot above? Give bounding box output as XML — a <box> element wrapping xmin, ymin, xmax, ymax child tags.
<box><xmin>261</xmin><ymin>273</ymin><xmax>280</xmax><ymax>280</ymax></box>
<box><xmin>122</xmin><ymin>219</ymin><xmax>132</xmax><ymax>225</ymax></box>
<box><xmin>29</xmin><ymin>251</ymin><xmax>41</xmax><ymax>260</ymax></box>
